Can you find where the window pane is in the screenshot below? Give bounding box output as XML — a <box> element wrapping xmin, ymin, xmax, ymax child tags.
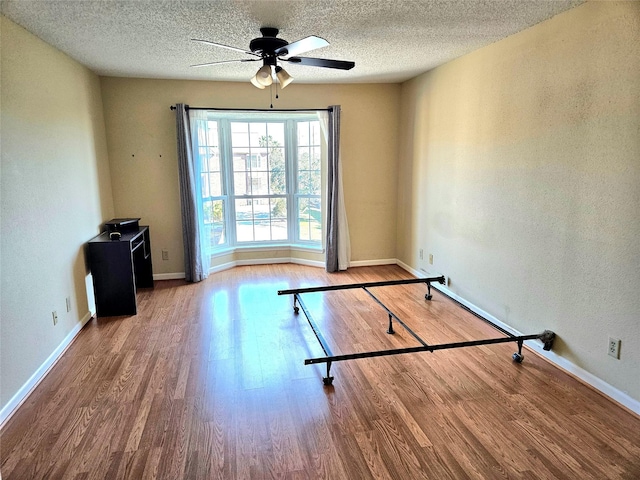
<box><xmin>267</xmin><ymin>147</ymin><xmax>285</xmax><ymax>168</ymax></box>
<box><xmin>269</xmin><ymin>168</ymin><xmax>286</xmax><ymax>195</ymax></box>
<box><xmin>252</xmin><ymin>199</ymin><xmax>270</xmax><ymax>241</ymax></box>
<box><xmin>206</xmin><ymin>121</ymin><xmax>219</xmax><ymax>145</ymax></box>
<box><xmin>298</xmin><ymin>198</ymin><xmax>310</xmax><ymax>241</ymax></box>
<box><xmin>271</xmin><ymin>198</ymin><xmax>287</xmax><ymax>241</ymax></box>
<box><xmin>298</xmin><ymin>121</ymin><xmax>309</xmax><ymax>146</ymax></box>
<box><xmin>297</xmin><ymin>147</ymin><xmax>311</xmax><ymax>171</ymax></box>
<box><xmin>199</xmin><ymin>147</ymin><xmax>209</xmax><ymax>171</ymax></box>
<box><xmin>253</xmin><ymin>149</ymin><xmax>268</xmax><ymax>167</ymax></box>
<box><xmin>234</xmin><ymin>171</ymin><xmax>248</xmax><ymax>196</ymax></box>
<box><xmin>308</xmin><ymin>197</ymin><xmax>322</xmax><ymax>241</ymax></box>
<box><xmin>298</xmin><ymin>197</ymin><xmax>321</xmax><ymax>242</ymax></box>
<box><xmin>231</xmin><ymin>122</ymin><xmax>249</xmax><ymax>147</ymax></box>
<box><xmin>199</xmin><ymin>121</ymin><xmax>218</xmax><ymax>146</ymax></box>
<box><xmin>310</xmin><ymin>146</ymin><xmax>321</xmax><ymax>171</ymax></box>
<box><xmin>198</xmin><ymin>122</ymin><xmax>222</xmax><ymax>198</ymax></box>
<box><xmin>232</xmin><ymin>148</ymin><xmax>248</xmax><ymax>172</ymax></box>
<box><xmin>298</xmin><ymin>171</ymin><xmax>311</xmax><ymax>194</ymax></box>
<box><xmin>203</xmin><ymin>199</ymin><xmax>226</xmax><ymax>248</ymax></box>
<box><xmin>310</xmin><ymin>121</ymin><xmax>321</xmax><ymax>145</ymax></box>
<box><xmin>249</xmin><ymin>123</ymin><xmax>267</xmax><ymax>147</ymax></box>
<box><xmin>235</xmin><ymin>198</ymin><xmax>254</xmax><ymax>242</ymax></box>
<box><xmin>267</xmin><ymin>146</ymin><xmax>286</xmax><ymax>194</ymax></box>
<box><xmin>310</xmin><ymin>171</ymin><xmax>321</xmax><ymax>196</ymax></box>
<box><xmin>268</xmin><ymin>123</ymin><xmax>285</xmax><ymax>146</ymax></box>
<box><xmin>254</xmin><ymin>219</ymin><xmax>270</xmax><ymax>241</ymax></box>
<box><xmin>201</xmin><ymin>172</ymin><xmax>210</xmax><ymax>197</ymax></box>
<box><xmin>208</xmin><ymin>171</ymin><xmax>222</xmax><ymax>197</ymax></box>
<box><xmin>203</xmin><ymin>148</ymin><xmax>223</xmax><ymax>197</ymax></box>
<box><xmin>252</xmin><ymin>171</ymin><xmax>269</xmax><ymax>195</ymax></box>
<box><xmin>233</xmin><ymin>197</ymin><xmax>289</xmax><ymax>243</ymax></box>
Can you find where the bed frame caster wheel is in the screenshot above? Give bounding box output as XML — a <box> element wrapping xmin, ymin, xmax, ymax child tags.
<box><xmin>425</xmin><ymin>294</ymin><xmax>432</xmax><ymax>301</ymax></box>
<box><xmin>512</xmin><ymin>352</ymin><xmax>524</xmax><ymax>363</ymax></box>
<box><xmin>323</xmin><ymin>376</ymin><xmax>334</xmax><ymax>386</ymax></box>
<box><xmin>293</xmin><ymin>306</ymin><xmax>299</xmax><ymax>314</ymax></box>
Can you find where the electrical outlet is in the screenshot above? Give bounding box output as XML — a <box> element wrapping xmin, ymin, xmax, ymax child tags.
<box><xmin>608</xmin><ymin>337</ymin><xmax>621</xmax><ymax>359</ymax></box>
<box><xmin>428</xmin><ymin>253</ymin><xmax>434</xmax><ymax>265</ymax></box>
<box><xmin>52</xmin><ymin>311</ymin><xmax>58</xmax><ymax>326</ymax></box>
<box><xmin>66</xmin><ymin>296</ymin><xmax>71</xmax><ymax>312</ymax></box>
<box><xmin>162</xmin><ymin>249</ymin><xmax>169</xmax><ymax>261</ymax></box>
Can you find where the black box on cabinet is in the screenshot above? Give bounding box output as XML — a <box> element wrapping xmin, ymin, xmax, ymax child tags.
<box><xmin>104</xmin><ymin>218</ymin><xmax>140</xmax><ymax>234</ymax></box>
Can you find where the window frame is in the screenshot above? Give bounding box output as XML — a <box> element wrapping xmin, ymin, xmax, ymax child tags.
<box><xmin>199</xmin><ymin>111</ymin><xmax>325</xmax><ymax>253</ymax></box>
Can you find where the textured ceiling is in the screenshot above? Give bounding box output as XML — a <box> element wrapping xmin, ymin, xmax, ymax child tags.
<box><xmin>1</xmin><ymin>0</ymin><xmax>584</xmax><ymax>84</ymax></box>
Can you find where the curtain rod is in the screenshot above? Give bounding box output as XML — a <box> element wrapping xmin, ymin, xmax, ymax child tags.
<box><xmin>170</xmin><ymin>105</ymin><xmax>332</xmax><ymax>112</ymax></box>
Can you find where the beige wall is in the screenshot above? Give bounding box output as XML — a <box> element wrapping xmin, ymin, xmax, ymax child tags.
<box><xmin>1</xmin><ymin>17</ymin><xmax>114</xmax><ymax>408</ymax></box>
<box><xmin>397</xmin><ymin>1</ymin><xmax>640</xmax><ymax>401</ymax></box>
<box><xmin>99</xmin><ymin>78</ymin><xmax>400</xmax><ymax>273</ymax></box>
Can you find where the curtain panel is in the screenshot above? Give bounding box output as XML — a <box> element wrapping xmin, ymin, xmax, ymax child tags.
<box><xmin>322</xmin><ymin>105</ymin><xmax>351</xmax><ymax>272</ymax></box>
<box><xmin>175</xmin><ymin>104</ymin><xmax>209</xmax><ymax>282</ymax></box>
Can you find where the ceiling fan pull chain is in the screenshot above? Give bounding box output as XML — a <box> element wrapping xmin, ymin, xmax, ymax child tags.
<box><xmin>270</xmin><ymin>83</ymin><xmax>274</xmax><ymax>109</ymax></box>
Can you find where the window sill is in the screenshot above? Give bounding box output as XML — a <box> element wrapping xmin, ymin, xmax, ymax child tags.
<box><xmin>211</xmin><ymin>244</ymin><xmax>324</xmax><ymax>258</ymax></box>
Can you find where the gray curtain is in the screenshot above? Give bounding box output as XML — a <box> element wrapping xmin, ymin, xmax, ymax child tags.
<box><xmin>175</xmin><ymin>104</ymin><xmax>208</xmax><ymax>282</ymax></box>
<box><xmin>325</xmin><ymin>105</ymin><xmax>350</xmax><ymax>272</ymax></box>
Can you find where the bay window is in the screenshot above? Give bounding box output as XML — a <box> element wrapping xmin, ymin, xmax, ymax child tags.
<box><xmin>194</xmin><ymin>111</ymin><xmax>324</xmax><ymax>253</ymax></box>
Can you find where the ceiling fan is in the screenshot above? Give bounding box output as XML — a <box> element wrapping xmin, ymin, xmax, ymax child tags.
<box><xmin>191</xmin><ymin>27</ymin><xmax>355</xmax><ymax>89</ymax></box>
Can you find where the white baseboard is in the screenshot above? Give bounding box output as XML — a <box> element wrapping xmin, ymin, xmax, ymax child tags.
<box><xmin>0</xmin><ymin>311</ymin><xmax>93</xmax><ymax>428</ymax></box>
<box><xmin>153</xmin><ymin>272</ymin><xmax>186</xmax><ymax>280</ymax></box>
<box><xmin>350</xmin><ymin>258</ymin><xmax>397</xmax><ymax>267</ymax></box>
<box><xmin>157</xmin><ymin>257</ymin><xmax>396</xmax><ymax>281</ymax></box>
<box><xmin>396</xmin><ymin>260</ymin><xmax>640</xmax><ymax>416</ymax></box>
<box><xmin>396</xmin><ymin>260</ymin><xmax>425</xmax><ymax>281</ymax></box>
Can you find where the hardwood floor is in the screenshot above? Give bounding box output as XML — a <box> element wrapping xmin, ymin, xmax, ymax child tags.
<box><xmin>2</xmin><ymin>264</ymin><xmax>639</xmax><ymax>479</ymax></box>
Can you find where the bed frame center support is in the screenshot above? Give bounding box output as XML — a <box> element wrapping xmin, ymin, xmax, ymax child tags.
<box><xmin>387</xmin><ymin>314</ymin><xmax>395</xmax><ymax>334</ymax></box>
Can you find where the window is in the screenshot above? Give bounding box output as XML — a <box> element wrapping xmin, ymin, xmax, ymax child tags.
<box><xmin>195</xmin><ymin>112</ymin><xmax>324</xmax><ymax>252</ymax></box>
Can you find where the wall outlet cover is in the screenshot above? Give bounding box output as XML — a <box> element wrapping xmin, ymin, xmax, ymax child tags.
<box><xmin>608</xmin><ymin>337</ymin><xmax>621</xmax><ymax>359</ymax></box>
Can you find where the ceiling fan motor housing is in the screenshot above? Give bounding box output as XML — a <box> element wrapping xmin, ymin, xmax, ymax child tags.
<box><xmin>250</xmin><ymin>27</ymin><xmax>289</xmax><ymax>59</ymax></box>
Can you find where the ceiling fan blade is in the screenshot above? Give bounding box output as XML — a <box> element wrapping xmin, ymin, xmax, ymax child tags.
<box><xmin>274</xmin><ymin>35</ymin><xmax>329</xmax><ymax>57</ymax></box>
<box><xmin>191</xmin><ymin>39</ymin><xmax>259</xmax><ymax>57</ymax></box>
<box><xmin>286</xmin><ymin>56</ymin><xmax>355</xmax><ymax>70</ymax></box>
<box><xmin>191</xmin><ymin>58</ymin><xmax>261</xmax><ymax>68</ymax></box>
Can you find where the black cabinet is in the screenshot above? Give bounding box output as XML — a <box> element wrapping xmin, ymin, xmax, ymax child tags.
<box><xmin>88</xmin><ymin>222</ymin><xmax>153</xmax><ymax>317</ymax></box>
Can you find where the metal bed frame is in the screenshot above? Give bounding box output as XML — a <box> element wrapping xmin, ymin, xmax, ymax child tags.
<box><xmin>278</xmin><ymin>276</ymin><xmax>556</xmax><ymax>385</ymax></box>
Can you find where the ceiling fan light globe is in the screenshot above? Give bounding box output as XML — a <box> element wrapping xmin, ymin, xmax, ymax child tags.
<box><xmin>255</xmin><ymin>65</ymin><xmax>273</xmax><ymax>86</ymax></box>
<box><xmin>250</xmin><ymin>75</ymin><xmax>266</xmax><ymax>89</ymax></box>
<box><xmin>276</xmin><ymin>67</ymin><xmax>293</xmax><ymax>88</ymax></box>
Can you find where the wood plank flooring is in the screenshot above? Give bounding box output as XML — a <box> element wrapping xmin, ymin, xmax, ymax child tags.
<box><xmin>2</xmin><ymin>264</ymin><xmax>639</xmax><ymax>479</ymax></box>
